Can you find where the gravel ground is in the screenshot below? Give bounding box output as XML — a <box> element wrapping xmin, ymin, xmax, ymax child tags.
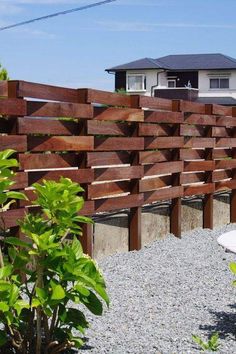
<box><xmin>78</xmin><ymin>224</ymin><xmax>236</xmax><ymax>354</ymax></box>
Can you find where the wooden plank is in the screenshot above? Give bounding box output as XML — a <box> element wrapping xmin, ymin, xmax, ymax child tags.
<box><xmin>184</xmin><ymin>113</ymin><xmax>216</xmax><ymax>126</ymax></box>
<box><xmin>0</xmin><ymin>98</ymin><xmax>26</xmax><ymax>116</ymax></box>
<box><xmin>93</xmin><ymin>107</ymin><xmax>144</xmax><ymax>122</ymax></box>
<box><xmin>184</xmin><ymin>183</ymin><xmax>214</xmax><ymax>196</ymax></box>
<box><xmin>0</xmin><ymin>81</ymin><xmax>8</xmax><ymax>97</ymax></box>
<box><xmin>94</xmin><ymin>193</ymin><xmax>143</xmax><ymax>212</ymax></box>
<box><xmin>215</xmin><ymin>159</ymin><xmax>236</xmax><ymax>169</ymax></box>
<box><xmin>144</xmin><ymin>110</ymin><xmax>183</xmax><ymax>123</ymax></box>
<box><xmin>95</xmin><ymin>137</ymin><xmax>144</xmax><ymax>151</ymax></box>
<box><xmin>144</xmin><ymin>186</ymin><xmax>183</xmax><ymax>204</ymax></box>
<box><xmin>180</xmin><ymin>149</ymin><xmax>205</xmax><ymax>160</ymax></box>
<box><xmin>216</xmin><ymin>179</ymin><xmax>236</xmax><ymax>191</ymax></box>
<box><xmin>0</xmin><ymin>208</ymin><xmax>26</xmax><ymax>229</ymax></box>
<box><xmin>139</xmin><ymin>150</ymin><xmax>172</xmax><ymax>164</ymax></box>
<box><xmin>0</xmin><ymin>117</ymin><xmax>17</xmax><ymax>134</ymax></box>
<box><xmin>16</xmin><ymin>80</ymin><xmax>79</xmax><ymax>103</ymax></box>
<box><xmin>19</xmin><ymin>153</ymin><xmax>80</xmax><ymax>170</ymax></box>
<box><xmin>18</xmin><ymin>117</ymin><xmax>78</xmax><ymax>135</ymax></box>
<box><xmin>78</xmin><ymin>88</ymin><xmax>132</xmax><ymax>107</ymax></box>
<box><xmin>212</xmin><ymin>126</ymin><xmax>231</xmax><ymax>137</ymax></box>
<box><xmin>28</xmin><ymin>169</ymin><xmax>94</xmax><ymax>185</ymax></box>
<box><xmin>213</xmin><ymin>170</ymin><xmax>232</xmax><ymax>181</ymax></box>
<box><xmin>139</xmin><ymin>95</ymin><xmax>173</xmax><ymax>110</ymax></box>
<box><xmin>144</xmin><ymin>161</ymin><xmax>183</xmax><ymax>177</ymax></box>
<box><xmin>216</xmin><ymin>138</ymin><xmax>236</xmax><ymax>148</ymax></box>
<box><xmin>28</xmin><ymin>136</ymin><xmax>94</xmax><ymax>151</ymax></box>
<box><xmin>86</xmin><ymin>151</ymin><xmax>130</xmax><ymax>167</ymax></box>
<box><xmin>138</xmin><ymin>123</ymin><xmax>172</xmax><ymax>136</ymax></box>
<box><xmin>212</xmin><ymin>104</ymin><xmax>232</xmax><ymax>116</ymax></box>
<box><xmin>179</xmin><ymin>100</ymin><xmax>206</xmax><ymax>114</ymax></box>
<box><xmin>139</xmin><ymin>176</ymin><xmax>171</xmax><ymax>192</ymax></box>
<box><xmin>231</xmin><ymin>190</ymin><xmax>236</xmax><ymax>222</ymax></box>
<box><xmin>87</xmin><ymin>120</ymin><xmax>131</xmax><ymax>136</ymax></box>
<box><xmin>216</xmin><ymin>116</ymin><xmax>236</xmax><ymax>127</ymax></box>
<box><xmin>181</xmin><ymin>172</ymin><xmax>205</xmax><ymax>184</ymax></box>
<box><xmin>184</xmin><ymin>161</ymin><xmax>215</xmax><ymax>172</ymax></box>
<box><xmin>213</xmin><ymin>148</ymin><xmax>232</xmax><ymax>159</ymax></box>
<box><xmin>27</xmin><ymin>101</ymin><xmax>93</xmax><ymax>118</ymax></box>
<box><xmin>80</xmin><ymin>201</ymin><xmax>94</xmax><ymax>216</ymax></box>
<box><xmin>80</xmin><ymin>223</ymin><xmax>93</xmax><ymax>256</ymax></box>
<box><xmin>180</xmin><ymin>124</ymin><xmax>206</xmax><ymax>137</ymax></box>
<box><xmin>88</xmin><ymin>181</ymin><xmax>130</xmax><ymax>199</ymax></box>
<box><xmin>94</xmin><ymin>166</ymin><xmax>143</xmax><ymax>182</ymax></box>
<box><xmin>12</xmin><ymin>172</ymin><xmax>28</xmax><ymax>189</ymax></box>
<box><xmin>145</xmin><ymin>137</ymin><xmax>184</xmax><ymax>149</ymax></box>
<box><xmin>203</xmin><ymin>194</ymin><xmax>213</xmax><ymax>229</ymax></box>
<box><xmin>0</xmin><ymin>135</ymin><xmax>27</xmax><ymax>152</ymax></box>
<box><xmin>170</xmin><ymin>197</ymin><xmax>181</xmax><ymax>238</ymax></box>
<box><xmin>184</xmin><ymin>137</ymin><xmax>215</xmax><ymax>148</ymax></box>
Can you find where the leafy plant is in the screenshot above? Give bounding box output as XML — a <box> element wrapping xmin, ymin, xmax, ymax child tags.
<box><xmin>0</xmin><ymin>62</ymin><xmax>9</xmax><ymax>80</ymax></box>
<box><xmin>229</xmin><ymin>262</ymin><xmax>236</xmax><ymax>285</ymax></box>
<box><xmin>192</xmin><ymin>333</ymin><xmax>220</xmax><ymax>352</ymax></box>
<box><xmin>0</xmin><ymin>150</ymin><xmax>109</xmax><ymax>353</ymax></box>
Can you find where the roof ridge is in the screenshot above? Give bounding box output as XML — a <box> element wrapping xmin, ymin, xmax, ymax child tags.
<box><xmin>145</xmin><ymin>57</ymin><xmax>164</xmax><ymax>68</ymax></box>
<box><xmin>222</xmin><ymin>54</ymin><xmax>236</xmax><ymax>65</ymax></box>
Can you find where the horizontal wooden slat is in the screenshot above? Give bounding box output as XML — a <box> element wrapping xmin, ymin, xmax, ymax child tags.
<box><xmin>0</xmin><ymin>208</ymin><xmax>25</xmax><ymax>229</ymax></box>
<box><xmin>212</xmin><ymin>126</ymin><xmax>231</xmax><ymax>137</ymax></box>
<box><xmin>216</xmin><ymin>116</ymin><xmax>236</xmax><ymax>127</ymax></box>
<box><xmin>19</xmin><ymin>153</ymin><xmax>80</xmax><ymax>170</ymax></box>
<box><xmin>87</xmin><ymin>120</ymin><xmax>131</xmax><ymax>136</ymax></box>
<box><xmin>12</xmin><ymin>172</ymin><xmax>28</xmax><ymax>189</ymax></box>
<box><xmin>28</xmin><ymin>169</ymin><xmax>94</xmax><ymax>185</ymax></box>
<box><xmin>144</xmin><ymin>161</ymin><xmax>183</xmax><ymax>177</ymax></box>
<box><xmin>80</xmin><ymin>201</ymin><xmax>95</xmax><ymax>216</ymax></box>
<box><xmin>213</xmin><ymin>170</ymin><xmax>232</xmax><ymax>181</ymax></box>
<box><xmin>16</xmin><ymin>80</ymin><xmax>79</xmax><ymax>103</ymax></box>
<box><xmin>216</xmin><ymin>138</ymin><xmax>236</xmax><ymax>148</ymax></box>
<box><xmin>184</xmin><ymin>183</ymin><xmax>214</xmax><ymax>196</ymax></box>
<box><xmin>180</xmin><ymin>149</ymin><xmax>205</xmax><ymax>160</ymax></box>
<box><xmin>184</xmin><ymin>137</ymin><xmax>215</xmax><ymax>148</ymax></box>
<box><xmin>94</xmin><ymin>166</ymin><xmax>143</xmax><ymax>182</ymax></box>
<box><xmin>139</xmin><ymin>176</ymin><xmax>171</xmax><ymax>192</ymax></box>
<box><xmin>184</xmin><ymin>113</ymin><xmax>216</xmax><ymax>126</ymax></box>
<box><xmin>145</xmin><ymin>137</ymin><xmax>184</xmax><ymax>149</ymax></box>
<box><xmin>27</xmin><ymin>101</ymin><xmax>93</xmax><ymax>118</ymax></box>
<box><xmin>181</xmin><ymin>172</ymin><xmax>206</xmax><ymax>184</ymax></box>
<box><xmin>144</xmin><ymin>111</ymin><xmax>183</xmax><ymax>123</ymax></box>
<box><xmin>88</xmin><ymin>181</ymin><xmax>130</xmax><ymax>199</ymax></box>
<box><xmin>78</xmin><ymin>88</ymin><xmax>132</xmax><ymax>107</ymax></box>
<box><xmin>179</xmin><ymin>100</ymin><xmax>206</xmax><ymax>114</ymax></box>
<box><xmin>212</xmin><ymin>104</ymin><xmax>232</xmax><ymax>116</ymax></box>
<box><xmin>28</xmin><ymin>136</ymin><xmax>94</xmax><ymax>152</ymax></box>
<box><xmin>95</xmin><ymin>137</ymin><xmax>144</xmax><ymax>151</ymax></box>
<box><xmin>144</xmin><ymin>186</ymin><xmax>183</xmax><ymax>203</ymax></box>
<box><xmin>139</xmin><ymin>96</ymin><xmax>173</xmax><ymax>111</ymax></box>
<box><xmin>0</xmin><ymin>135</ymin><xmax>27</xmax><ymax>152</ymax></box>
<box><xmin>139</xmin><ymin>123</ymin><xmax>172</xmax><ymax>136</ymax></box>
<box><xmin>0</xmin><ymin>81</ymin><xmax>8</xmax><ymax>97</ymax></box>
<box><xmin>0</xmin><ymin>98</ymin><xmax>26</xmax><ymax>116</ymax></box>
<box><xmin>215</xmin><ymin>159</ymin><xmax>236</xmax><ymax>169</ymax></box>
<box><xmin>94</xmin><ymin>107</ymin><xmax>144</xmax><ymax>122</ymax></box>
<box><xmin>180</xmin><ymin>125</ymin><xmax>206</xmax><ymax>137</ymax></box>
<box><xmin>213</xmin><ymin>149</ymin><xmax>232</xmax><ymax>159</ymax></box>
<box><xmin>139</xmin><ymin>150</ymin><xmax>172</xmax><ymax>164</ymax></box>
<box><xmin>184</xmin><ymin>161</ymin><xmax>215</xmax><ymax>172</ymax></box>
<box><xmin>215</xmin><ymin>179</ymin><xmax>236</xmax><ymax>192</ymax></box>
<box><xmin>18</xmin><ymin>117</ymin><xmax>78</xmax><ymax>135</ymax></box>
<box><xmin>86</xmin><ymin>151</ymin><xmax>130</xmax><ymax>167</ymax></box>
<box><xmin>94</xmin><ymin>193</ymin><xmax>143</xmax><ymax>212</ymax></box>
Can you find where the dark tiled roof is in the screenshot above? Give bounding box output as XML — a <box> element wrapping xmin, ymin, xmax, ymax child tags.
<box><xmin>106</xmin><ymin>53</ymin><xmax>236</xmax><ymax>72</ymax></box>
<box><xmin>197</xmin><ymin>96</ymin><xmax>236</xmax><ymax>105</ymax></box>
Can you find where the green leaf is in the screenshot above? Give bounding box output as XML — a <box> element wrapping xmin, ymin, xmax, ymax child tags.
<box><xmin>0</xmin><ymin>301</ymin><xmax>9</xmax><ymax>312</ymax></box>
<box><xmin>230</xmin><ymin>262</ymin><xmax>236</xmax><ymax>275</ymax></box>
<box><xmin>9</xmin><ymin>284</ymin><xmax>19</xmax><ymax>306</ymax></box>
<box><xmin>0</xmin><ymin>329</ymin><xmax>7</xmax><ymax>347</ymax></box>
<box><xmin>4</xmin><ymin>237</ymin><xmax>31</xmax><ymax>249</ymax></box>
<box><xmin>71</xmin><ymin>336</ymin><xmax>84</xmax><ymax>348</ymax></box>
<box><xmin>71</xmin><ymin>237</ymin><xmax>83</xmax><ymax>260</ymax></box>
<box><xmin>51</xmin><ymin>284</ymin><xmax>65</xmax><ymax>300</ymax></box>
<box><xmin>82</xmin><ymin>291</ymin><xmax>103</xmax><ymax>316</ymax></box>
<box><xmin>0</xmin><ymin>265</ymin><xmax>13</xmax><ymax>279</ymax></box>
<box><xmin>6</xmin><ymin>191</ymin><xmax>28</xmax><ymax>200</ymax></box>
<box><xmin>36</xmin><ymin>287</ymin><xmax>48</xmax><ymax>301</ymax></box>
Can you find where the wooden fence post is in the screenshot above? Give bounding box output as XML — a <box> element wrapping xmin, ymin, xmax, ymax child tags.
<box><xmin>230</xmin><ymin>107</ymin><xmax>236</xmax><ymax>222</ymax></box>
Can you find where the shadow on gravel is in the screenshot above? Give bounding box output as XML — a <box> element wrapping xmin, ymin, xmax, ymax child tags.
<box><xmin>80</xmin><ymin>338</ymin><xmax>94</xmax><ymax>351</ymax></box>
<box><xmin>199</xmin><ymin>306</ymin><xmax>236</xmax><ymax>339</ymax></box>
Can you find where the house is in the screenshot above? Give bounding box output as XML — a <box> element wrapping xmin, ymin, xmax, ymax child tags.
<box><xmin>106</xmin><ymin>53</ymin><xmax>236</xmax><ymax>105</ymax></box>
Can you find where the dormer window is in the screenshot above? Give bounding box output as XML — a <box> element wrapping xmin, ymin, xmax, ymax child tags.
<box><xmin>127</xmin><ymin>74</ymin><xmax>146</xmax><ymax>92</ymax></box>
<box><xmin>210</xmin><ymin>78</ymin><xmax>229</xmax><ymax>89</ymax></box>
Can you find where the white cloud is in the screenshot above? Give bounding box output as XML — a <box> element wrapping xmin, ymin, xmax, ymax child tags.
<box><xmin>0</xmin><ymin>2</ymin><xmax>22</xmax><ymax>14</ymax></box>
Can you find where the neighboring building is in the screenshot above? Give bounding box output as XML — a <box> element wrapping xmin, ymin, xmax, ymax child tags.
<box><xmin>106</xmin><ymin>53</ymin><xmax>236</xmax><ymax>105</ymax></box>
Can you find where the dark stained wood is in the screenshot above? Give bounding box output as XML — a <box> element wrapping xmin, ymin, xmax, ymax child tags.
<box><xmin>213</xmin><ymin>148</ymin><xmax>232</xmax><ymax>159</ymax></box>
<box><xmin>213</xmin><ymin>170</ymin><xmax>232</xmax><ymax>181</ymax></box>
<box><xmin>0</xmin><ymin>81</ymin><xmax>8</xmax><ymax>97</ymax></box>
<box><xmin>27</xmin><ymin>101</ymin><xmax>93</xmax><ymax>118</ymax></box>
<box><xmin>139</xmin><ymin>123</ymin><xmax>172</xmax><ymax>136</ymax></box>
<box><xmin>179</xmin><ymin>100</ymin><xmax>206</xmax><ymax>114</ymax></box>
<box><xmin>139</xmin><ymin>150</ymin><xmax>172</xmax><ymax>164</ymax></box>
<box><xmin>94</xmin><ymin>166</ymin><xmax>143</xmax><ymax>182</ymax></box>
<box><xmin>230</xmin><ymin>190</ymin><xmax>236</xmax><ymax>222</ymax></box>
<box><xmin>28</xmin><ymin>136</ymin><xmax>94</xmax><ymax>151</ymax></box>
<box><xmin>184</xmin><ymin>113</ymin><xmax>216</xmax><ymax>126</ymax></box>
<box><xmin>212</xmin><ymin>104</ymin><xmax>232</xmax><ymax>116</ymax></box>
<box><xmin>93</xmin><ymin>107</ymin><xmax>144</xmax><ymax>122</ymax></box>
<box><xmin>180</xmin><ymin>149</ymin><xmax>205</xmax><ymax>160</ymax></box>
<box><xmin>80</xmin><ymin>201</ymin><xmax>95</xmax><ymax>216</ymax></box>
<box><xmin>170</xmin><ymin>197</ymin><xmax>181</xmax><ymax>237</ymax></box>
<box><xmin>215</xmin><ymin>159</ymin><xmax>236</xmax><ymax>169</ymax></box>
<box><xmin>180</xmin><ymin>124</ymin><xmax>206</xmax><ymax>137</ymax></box>
<box><xmin>78</xmin><ymin>88</ymin><xmax>132</xmax><ymax>107</ymax></box>
<box><xmin>216</xmin><ymin>116</ymin><xmax>236</xmax><ymax>127</ymax></box>
<box><xmin>145</xmin><ymin>137</ymin><xmax>184</xmax><ymax>149</ymax></box>
<box><xmin>86</xmin><ymin>151</ymin><xmax>130</xmax><ymax>167</ymax></box>
<box><xmin>216</xmin><ymin>138</ymin><xmax>236</xmax><ymax>148</ymax></box>
<box><xmin>95</xmin><ymin>137</ymin><xmax>144</xmax><ymax>151</ymax></box>
<box><xmin>181</xmin><ymin>172</ymin><xmax>206</xmax><ymax>184</ymax></box>
<box><xmin>139</xmin><ymin>95</ymin><xmax>173</xmax><ymax>111</ymax></box>
<box><xmin>144</xmin><ymin>186</ymin><xmax>183</xmax><ymax>204</ymax></box>
<box><xmin>203</xmin><ymin>194</ymin><xmax>213</xmax><ymax>229</ymax></box>
<box><xmin>94</xmin><ymin>193</ymin><xmax>144</xmax><ymax>212</ymax></box>
<box><xmin>184</xmin><ymin>161</ymin><xmax>215</xmax><ymax>172</ymax></box>
<box><xmin>80</xmin><ymin>223</ymin><xmax>93</xmax><ymax>256</ymax></box>
<box><xmin>18</xmin><ymin>117</ymin><xmax>79</xmax><ymax>135</ymax></box>
<box><xmin>216</xmin><ymin>179</ymin><xmax>236</xmax><ymax>191</ymax></box>
<box><xmin>212</xmin><ymin>127</ymin><xmax>231</xmax><ymax>137</ymax></box>
<box><xmin>12</xmin><ymin>172</ymin><xmax>28</xmax><ymax>189</ymax></box>
<box><xmin>184</xmin><ymin>183</ymin><xmax>214</xmax><ymax>196</ymax></box>
<box><xmin>144</xmin><ymin>111</ymin><xmax>183</xmax><ymax>123</ymax></box>
<box><xmin>0</xmin><ymin>135</ymin><xmax>27</xmax><ymax>152</ymax></box>
<box><xmin>87</xmin><ymin>120</ymin><xmax>131</xmax><ymax>136</ymax></box>
<box><xmin>184</xmin><ymin>137</ymin><xmax>215</xmax><ymax>148</ymax></box>
<box><xmin>144</xmin><ymin>161</ymin><xmax>183</xmax><ymax>177</ymax></box>
<box><xmin>28</xmin><ymin>169</ymin><xmax>94</xmax><ymax>185</ymax></box>
<box><xmin>19</xmin><ymin>153</ymin><xmax>80</xmax><ymax>170</ymax></box>
<box><xmin>88</xmin><ymin>181</ymin><xmax>130</xmax><ymax>199</ymax></box>
<box><xmin>0</xmin><ymin>209</ymin><xmax>26</xmax><ymax>229</ymax></box>
<box><xmin>0</xmin><ymin>98</ymin><xmax>26</xmax><ymax>116</ymax></box>
<box><xmin>139</xmin><ymin>176</ymin><xmax>171</xmax><ymax>192</ymax></box>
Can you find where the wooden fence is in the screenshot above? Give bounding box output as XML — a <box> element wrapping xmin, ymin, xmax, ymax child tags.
<box><xmin>1</xmin><ymin>80</ymin><xmax>236</xmax><ymax>256</ymax></box>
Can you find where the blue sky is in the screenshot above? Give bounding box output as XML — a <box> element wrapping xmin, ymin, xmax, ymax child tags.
<box><xmin>1</xmin><ymin>0</ymin><xmax>236</xmax><ymax>91</ymax></box>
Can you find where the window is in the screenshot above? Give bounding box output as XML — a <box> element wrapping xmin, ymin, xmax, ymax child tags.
<box><xmin>210</xmin><ymin>78</ymin><xmax>229</xmax><ymax>89</ymax></box>
<box><xmin>167</xmin><ymin>79</ymin><xmax>176</xmax><ymax>88</ymax></box>
<box><xmin>127</xmin><ymin>74</ymin><xmax>146</xmax><ymax>91</ymax></box>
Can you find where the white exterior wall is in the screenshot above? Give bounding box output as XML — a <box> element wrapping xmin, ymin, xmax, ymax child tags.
<box><xmin>126</xmin><ymin>70</ymin><xmax>167</xmax><ymax>96</ymax></box>
<box><xmin>198</xmin><ymin>70</ymin><xmax>236</xmax><ymax>98</ymax></box>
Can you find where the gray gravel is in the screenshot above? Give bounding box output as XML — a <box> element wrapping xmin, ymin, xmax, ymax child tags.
<box><xmin>78</xmin><ymin>224</ymin><xmax>236</xmax><ymax>354</ymax></box>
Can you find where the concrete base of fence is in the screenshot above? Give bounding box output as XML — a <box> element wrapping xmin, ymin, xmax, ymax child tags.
<box><xmin>93</xmin><ymin>193</ymin><xmax>231</xmax><ymax>260</ymax></box>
